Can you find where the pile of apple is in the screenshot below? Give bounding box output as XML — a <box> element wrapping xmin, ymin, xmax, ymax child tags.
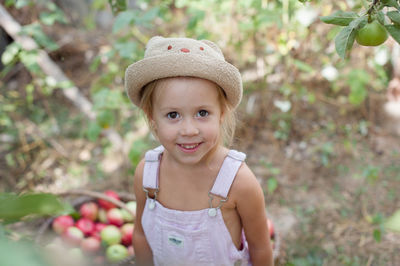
<box><xmin>49</xmin><ymin>190</ymin><xmax>136</xmax><ymax>264</ymax></box>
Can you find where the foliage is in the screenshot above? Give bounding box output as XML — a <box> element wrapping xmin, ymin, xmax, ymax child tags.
<box><xmin>321</xmin><ymin>0</ymin><xmax>400</xmax><ymax>58</ymax></box>
<box><xmin>0</xmin><ymin>192</ymin><xmax>73</xmax><ymax>224</ymax></box>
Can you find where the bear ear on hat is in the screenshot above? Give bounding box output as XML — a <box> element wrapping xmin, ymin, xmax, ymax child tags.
<box><xmin>200</xmin><ymin>39</ymin><xmax>224</xmax><ymax>59</ymax></box>
<box><xmin>146</xmin><ymin>36</ymin><xmax>164</xmax><ymax>48</ymax></box>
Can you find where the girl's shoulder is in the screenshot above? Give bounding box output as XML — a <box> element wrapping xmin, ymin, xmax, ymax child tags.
<box><xmin>230</xmin><ymin>160</ymin><xmax>262</xmax><ymax>200</ymax></box>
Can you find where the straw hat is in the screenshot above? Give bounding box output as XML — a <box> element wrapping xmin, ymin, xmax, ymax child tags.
<box><xmin>125</xmin><ymin>36</ymin><xmax>243</xmax><ymax>109</ymax></box>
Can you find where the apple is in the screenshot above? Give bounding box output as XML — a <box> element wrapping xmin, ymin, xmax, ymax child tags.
<box><xmin>80</xmin><ymin>236</ymin><xmax>101</xmax><ymax>253</ymax></box>
<box><xmin>107</xmin><ymin>208</ymin><xmax>124</xmax><ymax>227</ymax></box>
<box><xmin>98</xmin><ymin>190</ymin><xmax>120</xmax><ymax>210</ymax></box>
<box><xmin>79</xmin><ymin>202</ymin><xmax>98</xmax><ymax>221</ymax></box>
<box><xmin>106</xmin><ymin>244</ymin><xmax>128</xmax><ymax>263</ymax></box>
<box><xmin>98</xmin><ymin>208</ymin><xmax>108</xmax><ymax>223</ymax></box>
<box><xmin>267</xmin><ymin>218</ymin><xmax>275</xmax><ymax>239</ymax></box>
<box><xmin>120</xmin><ymin>223</ymin><xmax>134</xmax><ymax>246</ymax></box>
<box><xmin>100</xmin><ymin>225</ymin><xmax>122</xmax><ymax>246</ymax></box>
<box><xmin>121</xmin><ymin>209</ymin><xmax>133</xmax><ymax>222</ymax></box>
<box><xmin>91</xmin><ymin>223</ymin><xmax>108</xmax><ymax>240</ymax></box>
<box><xmin>63</xmin><ymin>226</ymin><xmax>84</xmax><ymax>245</ymax></box>
<box><xmin>127</xmin><ymin>245</ymin><xmax>135</xmax><ymax>256</ymax></box>
<box><xmin>52</xmin><ymin>215</ymin><xmax>74</xmax><ymax>234</ymax></box>
<box><xmin>75</xmin><ymin>218</ymin><xmax>95</xmax><ymax>236</ymax></box>
<box><xmin>121</xmin><ymin>201</ymin><xmax>137</xmax><ymax>221</ymax></box>
<box><xmin>126</xmin><ymin>201</ymin><xmax>137</xmax><ymax>213</ymax></box>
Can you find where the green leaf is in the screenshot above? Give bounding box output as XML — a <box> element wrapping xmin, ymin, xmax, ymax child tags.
<box><xmin>1</xmin><ymin>42</ymin><xmax>20</xmax><ymax>65</ymax></box>
<box><xmin>267</xmin><ymin>178</ymin><xmax>278</xmax><ymax>193</ymax></box>
<box><xmin>373</xmin><ymin>228</ymin><xmax>382</xmax><ymax>242</ymax></box>
<box><xmin>385</xmin><ymin>24</ymin><xmax>400</xmax><ymax>44</ymax></box>
<box><xmin>293</xmin><ymin>59</ymin><xmax>314</xmax><ymax>73</ymax></box>
<box><xmin>384</xmin><ymin>209</ymin><xmax>400</xmax><ymax>232</ymax></box>
<box><xmin>381</xmin><ymin>0</ymin><xmax>400</xmax><ymax>9</ymax></box>
<box><xmin>320</xmin><ymin>11</ymin><xmax>359</xmax><ymax>26</ymax></box>
<box><xmin>20</xmin><ymin>23</ymin><xmax>59</xmax><ymax>51</ymax></box>
<box><xmin>87</xmin><ymin>121</ymin><xmax>102</xmax><ymax>142</ymax></box>
<box><xmin>376</xmin><ymin>11</ymin><xmax>386</xmax><ymax>25</ymax></box>
<box><xmin>387</xmin><ymin>11</ymin><xmax>400</xmax><ymax>25</ymax></box>
<box><xmin>335</xmin><ymin>27</ymin><xmax>356</xmax><ymax>59</ymax></box>
<box><xmin>335</xmin><ymin>16</ymin><xmax>367</xmax><ymax>59</ymax></box>
<box><xmin>39</xmin><ymin>10</ymin><xmax>67</xmax><ymax>25</ymax></box>
<box><xmin>137</xmin><ymin>7</ymin><xmax>160</xmax><ymax>25</ymax></box>
<box><xmin>0</xmin><ymin>237</ymin><xmax>51</xmax><ymax>266</ymax></box>
<box><xmin>115</xmin><ymin>41</ymin><xmax>137</xmax><ymax>59</ymax></box>
<box><xmin>347</xmin><ymin>69</ymin><xmax>369</xmax><ymax>105</ymax></box>
<box><xmin>108</xmin><ymin>0</ymin><xmax>127</xmax><ymax>14</ymax></box>
<box><xmin>0</xmin><ymin>193</ymin><xmax>72</xmax><ymax>223</ymax></box>
<box><xmin>112</xmin><ymin>10</ymin><xmax>136</xmax><ymax>33</ymax></box>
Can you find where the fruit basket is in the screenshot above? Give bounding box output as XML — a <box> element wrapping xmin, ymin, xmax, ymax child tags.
<box><xmin>35</xmin><ymin>189</ymin><xmax>137</xmax><ymax>266</ymax></box>
<box><xmin>36</xmin><ymin>189</ymin><xmax>280</xmax><ymax>265</ymax></box>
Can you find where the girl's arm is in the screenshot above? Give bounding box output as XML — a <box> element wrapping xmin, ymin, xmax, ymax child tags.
<box><xmin>234</xmin><ymin>164</ymin><xmax>274</xmax><ymax>266</ymax></box>
<box><xmin>132</xmin><ymin>159</ymin><xmax>154</xmax><ymax>266</ymax></box>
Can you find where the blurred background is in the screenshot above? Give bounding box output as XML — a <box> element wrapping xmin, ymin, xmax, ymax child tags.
<box><xmin>0</xmin><ymin>0</ymin><xmax>399</xmax><ymax>265</ymax></box>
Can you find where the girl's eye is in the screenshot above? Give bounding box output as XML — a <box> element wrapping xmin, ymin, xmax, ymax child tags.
<box><xmin>197</xmin><ymin>110</ymin><xmax>209</xmax><ymax>117</ymax></box>
<box><xmin>167</xmin><ymin>112</ymin><xmax>180</xmax><ymax>119</ymax></box>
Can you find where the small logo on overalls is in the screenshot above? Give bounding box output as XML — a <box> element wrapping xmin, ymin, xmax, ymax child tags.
<box><xmin>168</xmin><ymin>235</ymin><xmax>183</xmax><ymax>247</ymax></box>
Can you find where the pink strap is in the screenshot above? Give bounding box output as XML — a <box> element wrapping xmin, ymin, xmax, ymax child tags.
<box><xmin>209</xmin><ymin>150</ymin><xmax>246</xmax><ymax>199</ymax></box>
<box><xmin>143</xmin><ymin>147</ymin><xmax>246</xmax><ymax>199</ymax></box>
<box><xmin>143</xmin><ymin>146</ymin><xmax>164</xmax><ymax>190</ymax></box>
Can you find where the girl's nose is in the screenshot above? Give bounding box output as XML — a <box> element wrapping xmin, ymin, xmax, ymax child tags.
<box><xmin>180</xmin><ymin>119</ymin><xmax>199</xmax><ymax>136</ymax></box>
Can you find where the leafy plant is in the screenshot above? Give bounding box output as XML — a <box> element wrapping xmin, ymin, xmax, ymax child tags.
<box><xmin>321</xmin><ymin>0</ymin><xmax>400</xmax><ymax>58</ymax></box>
<box><xmin>0</xmin><ymin>193</ymin><xmax>73</xmax><ymax>224</ymax></box>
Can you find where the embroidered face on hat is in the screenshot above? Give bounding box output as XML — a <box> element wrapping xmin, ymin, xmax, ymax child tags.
<box><xmin>125</xmin><ymin>36</ymin><xmax>243</xmax><ymax>109</ymax></box>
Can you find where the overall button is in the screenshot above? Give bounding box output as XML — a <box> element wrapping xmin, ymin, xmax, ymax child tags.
<box><xmin>208</xmin><ymin>208</ymin><xmax>217</xmax><ymax>217</ymax></box>
<box><xmin>148</xmin><ymin>199</ymin><xmax>156</xmax><ymax>210</ymax></box>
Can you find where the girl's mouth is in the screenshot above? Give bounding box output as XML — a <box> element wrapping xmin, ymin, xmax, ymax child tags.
<box><xmin>177</xmin><ymin>143</ymin><xmax>201</xmax><ymax>153</ymax></box>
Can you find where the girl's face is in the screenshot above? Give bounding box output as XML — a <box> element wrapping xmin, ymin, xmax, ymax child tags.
<box><xmin>151</xmin><ymin>77</ymin><xmax>223</xmax><ymax>166</ymax></box>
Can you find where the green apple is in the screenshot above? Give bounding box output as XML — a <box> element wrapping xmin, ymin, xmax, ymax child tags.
<box><xmin>100</xmin><ymin>225</ymin><xmax>121</xmax><ymax>246</ymax></box>
<box><xmin>106</xmin><ymin>244</ymin><xmax>128</xmax><ymax>263</ymax></box>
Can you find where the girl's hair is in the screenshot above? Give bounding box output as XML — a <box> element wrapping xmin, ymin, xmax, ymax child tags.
<box><xmin>139</xmin><ymin>77</ymin><xmax>236</xmax><ymax>147</ymax></box>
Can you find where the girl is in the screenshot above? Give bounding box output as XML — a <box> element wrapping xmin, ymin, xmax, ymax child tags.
<box><xmin>125</xmin><ymin>36</ymin><xmax>273</xmax><ymax>266</ymax></box>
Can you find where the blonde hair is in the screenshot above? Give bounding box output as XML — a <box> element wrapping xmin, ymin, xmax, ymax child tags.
<box><xmin>139</xmin><ymin>77</ymin><xmax>237</xmax><ymax>147</ymax></box>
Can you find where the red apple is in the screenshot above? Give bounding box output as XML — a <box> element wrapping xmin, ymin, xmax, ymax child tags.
<box><xmin>98</xmin><ymin>190</ymin><xmax>120</xmax><ymax>210</ymax></box>
<box><xmin>79</xmin><ymin>202</ymin><xmax>98</xmax><ymax>221</ymax></box>
<box><xmin>52</xmin><ymin>215</ymin><xmax>74</xmax><ymax>234</ymax></box>
<box><xmin>80</xmin><ymin>236</ymin><xmax>101</xmax><ymax>253</ymax></box>
<box><xmin>100</xmin><ymin>225</ymin><xmax>122</xmax><ymax>246</ymax></box>
<box><xmin>267</xmin><ymin>218</ymin><xmax>275</xmax><ymax>239</ymax></box>
<box><xmin>63</xmin><ymin>226</ymin><xmax>84</xmax><ymax>245</ymax></box>
<box><xmin>120</xmin><ymin>223</ymin><xmax>134</xmax><ymax>246</ymax></box>
<box><xmin>95</xmin><ymin>223</ymin><xmax>108</xmax><ymax>232</ymax></box>
<box><xmin>75</xmin><ymin>218</ymin><xmax>95</xmax><ymax>236</ymax></box>
<box><xmin>107</xmin><ymin>208</ymin><xmax>124</xmax><ymax>227</ymax></box>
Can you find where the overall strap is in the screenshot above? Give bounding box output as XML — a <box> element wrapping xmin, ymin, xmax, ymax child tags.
<box><xmin>143</xmin><ymin>146</ymin><xmax>164</xmax><ymax>190</ymax></box>
<box><xmin>209</xmin><ymin>150</ymin><xmax>246</xmax><ymax>199</ymax></box>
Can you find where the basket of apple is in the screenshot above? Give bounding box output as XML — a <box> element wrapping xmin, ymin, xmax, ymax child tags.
<box><xmin>36</xmin><ymin>190</ymin><xmax>137</xmax><ymax>266</ymax></box>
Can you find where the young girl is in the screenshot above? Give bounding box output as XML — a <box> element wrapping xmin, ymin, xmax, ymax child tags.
<box><xmin>125</xmin><ymin>36</ymin><xmax>273</xmax><ymax>266</ymax></box>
